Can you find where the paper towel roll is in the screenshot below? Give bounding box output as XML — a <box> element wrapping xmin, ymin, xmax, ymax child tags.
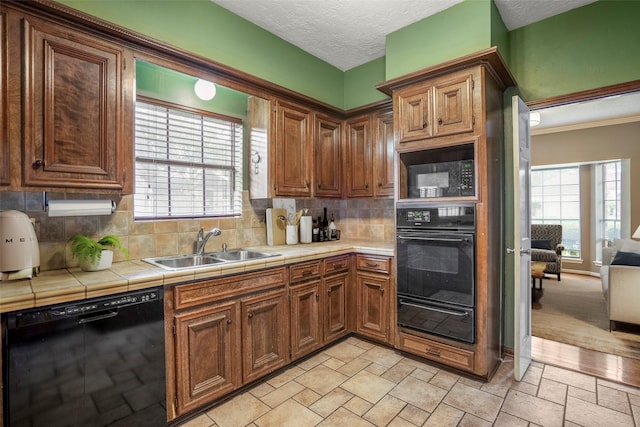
<box><xmin>47</xmin><ymin>199</ymin><xmax>115</xmax><ymax>217</ymax></box>
<box><xmin>300</xmin><ymin>216</ymin><xmax>312</xmax><ymax>243</ymax></box>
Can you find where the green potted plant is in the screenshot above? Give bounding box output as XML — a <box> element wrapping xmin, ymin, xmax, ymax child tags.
<box><xmin>70</xmin><ymin>234</ymin><xmax>129</xmax><ymax>271</ymax></box>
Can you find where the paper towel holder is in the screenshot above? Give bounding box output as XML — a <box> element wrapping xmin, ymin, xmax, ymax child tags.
<box><xmin>43</xmin><ymin>192</ymin><xmax>116</xmax><ymax>217</ymax></box>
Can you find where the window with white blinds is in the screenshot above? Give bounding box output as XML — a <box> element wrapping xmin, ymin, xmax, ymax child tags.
<box><xmin>134</xmin><ymin>97</ymin><xmax>243</xmax><ymax>219</ymax></box>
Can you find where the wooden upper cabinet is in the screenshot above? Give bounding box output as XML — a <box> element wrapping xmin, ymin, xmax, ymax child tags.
<box><xmin>345</xmin><ymin>114</ymin><xmax>373</xmax><ymax>197</ymax></box>
<box><xmin>397</xmin><ymin>86</ymin><xmax>432</xmax><ymax>143</ymax></box>
<box><xmin>21</xmin><ymin>15</ymin><xmax>133</xmax><ymax>192</ymax></box>
<box><xmin>395</xmin><ymin>71</ymin><xmax>474</xmax><ymax>145</ymax></box>
<box><xmin>373</xmin><ymin>109</ymin><xmax>394</xmax><ymax>197</ymax></box>
<box><xmin>0</xmin><ymin>11</ymin><xmax>8</xmax><ymax>186</ymax></box>
<box><xmin>433</xmin><ymin>73</ymin><xmax>474</xmax><ymax>137</ymax></box>
<box><xmin>314</xmin><ymin>113</ymin><xmax>342</xmax><ymax>198</ymax></box>
<box><xmin>273</xmin><ymin>100</ymin><xmax>312</xmax><ymax>197</ymax></box>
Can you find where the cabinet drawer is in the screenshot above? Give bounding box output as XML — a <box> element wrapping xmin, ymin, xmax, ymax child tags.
<box><xmin>174</xmin><ymin>268</ymin><xmax>287</xmax><ymax>310</ymax></box>
<box><xmin>356</xmin><ymin>255</ymin><xmax>390</xmax><ymax>274</ymax></box>
<box><xmin>323</xmin><ymin>255</ymin><xmax>350</xmax><ymax>276</ymax></box>
<box><xmin>398</xmin><ymin>332</ymin><xmax>474</xmax><ymax>372</ymax></box>
<box><xmin>289</xmin><ymin>260</ymin><xmax>321</xmax><ymax>283</ymax></box>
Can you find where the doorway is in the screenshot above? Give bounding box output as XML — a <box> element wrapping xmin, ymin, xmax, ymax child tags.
<box><xmin>526</xmin><ymin>84</ymin><xmax>640</xmax><ymax>361</ymax></box>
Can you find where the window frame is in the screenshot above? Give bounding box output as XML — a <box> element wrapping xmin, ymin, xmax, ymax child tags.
<box><xmin>531</xmin><ymin>165</ymin><xmax>581</xmax><ymax>259</ymax></box>
<box><xmin>134</xmin><ymin>95</ymin><xmax>243</xmax><ymax>220</ymax></box>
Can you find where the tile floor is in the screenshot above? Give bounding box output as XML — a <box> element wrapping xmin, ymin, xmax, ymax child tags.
<box><xmin>177</xmin><ymin>337</ymin><xmax>640</xmax><ymax>427</ymax></box>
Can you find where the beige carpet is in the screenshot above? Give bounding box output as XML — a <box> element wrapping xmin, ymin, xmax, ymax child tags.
<box><xmin>531</xmin><ymin>273</ymin><xmax>640</xmax><ymax>360</ymax></box>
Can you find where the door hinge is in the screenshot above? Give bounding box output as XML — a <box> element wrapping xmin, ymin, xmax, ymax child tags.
<box><xmin>471</xmin><ymin>78</ymin><xmax>475</xmax><ymax>90</ymax></box>
<box><xmin>472</xmin><ymin>115</ymin><xmax>476</xmax><ymax>125</ymax></box>
<box><xmin>172</xmin><ymin>323</ymin><xmax>176</xmax><ymax>336</ymax></box>
<box><xmin>174</xmin><ymin>397</ymin><xmax>178</xmax><ymax>412</ymax></box>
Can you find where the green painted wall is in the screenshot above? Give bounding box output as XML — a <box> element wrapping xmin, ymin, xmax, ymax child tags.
<box><xmin>343</xmin><ymin>57</ymin><xmax>389</xmax><ymax>110</ymax></box>
<box><xmin>385</xmin><ymin>0</ymin><xmax>493</xmax><ymax>79</ymax></box>
<box><xmin>508</xmin><ymin>0</ymin><xmax>640</xmax><ymax>102</ymax></box>
<box><xmin>57</xmin><ymin>0</ymin><xmax>345</xmax><ymax>108</ymax></box>
<box><xmin>136</xmin><ymin>60</ymin><xmax>248</xmax><ymax>118</ymax></box>
<box><xmin>490</xmin><ymin>0</ymin><xmax>510</xmax><ymax>65</ymax></box>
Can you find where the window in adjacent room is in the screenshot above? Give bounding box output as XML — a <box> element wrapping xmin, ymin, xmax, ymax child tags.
<box><xmin>594</xmin><ymin>160</ymin><xmax>627</xmax><ymax>262</ymax></box>
<box><xmin>531</xmin><ymin>165</ymin><xmax>581</xmax><ymax>258</ymax></box>
<box><xmin>134</xmin><ymin>97</ymin><xmax>243</xmax><ymax>219</ymax></box>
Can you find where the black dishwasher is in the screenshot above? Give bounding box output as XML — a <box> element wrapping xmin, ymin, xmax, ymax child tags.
<box><xmin>2</xmin><ymin>287</ymin><xmax>165</xmax><ymax>427</ymax></box>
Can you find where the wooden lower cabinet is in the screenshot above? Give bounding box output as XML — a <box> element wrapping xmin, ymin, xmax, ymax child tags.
<box><xmin>289</xmin><ymin>256</ymin><xmax>349</xmax><ymax>361</ymax></box>
<box><xmin>355</xmin><ymin>255</ymin><xmax>392</xmax><ymax>344</ymax></box>
<box><xmin>397</xmin><ymin>332</ymin><xmax>474</xmax><ymax>372</ymax></box>
<box><xmin>168</xmin><ymin>268</ymin><xmax>288</xmax><ymax>420</ymax></box>
<box><xmin>356</xmin><ymin>272</ymin><xmax>389</xmax><ymax>343</ymax></box>
<box><xmin>323</xmin><ymin>272</ymin><xmax>348</xmax><ymax>342</ymax></box>
<box><xmin>290</xmin><ymin>280</ymin><xmax>322</xmax><ymax>360</ymax></box>
<box><xmin>242</xmin><ymin>289</ymin><xmax>289</xmax><ymax>383</ymax></box>
<box><xmin>173</xmin><ymin>301</ymin><xmax>240</xmax><ymax>415</ymax></box>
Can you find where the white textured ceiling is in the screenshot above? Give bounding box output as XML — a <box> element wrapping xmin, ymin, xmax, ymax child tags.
<box><xmin>211</xmin><ymin>0</ymin><xmax>597</xmax><ymax>71</ymax></box>
<box><xmin>211</xmin><ymin>0</ymin><xmax>638</xmax><ymax>129</ymax></box>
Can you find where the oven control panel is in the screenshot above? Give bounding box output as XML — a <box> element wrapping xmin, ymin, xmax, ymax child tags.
<box><xmin>397</xmin><ymin>204</ymin><xmax>475</xmax><ymax>229</ymax></box>
<box><xmin>406</xmin><ymin>210</ymin><xmax>431</xmax><ymax>223</ymax></box>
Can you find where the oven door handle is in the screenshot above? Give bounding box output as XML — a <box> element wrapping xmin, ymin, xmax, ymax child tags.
<box><xmin>397</xmin><ymin>235</ymin><xmax>469</xmax><ymax>243</ymax></box>
<box><xmin>399</xmin><ymin>300</ymin><xmax>469</xmax><ymax>317</ymax></box>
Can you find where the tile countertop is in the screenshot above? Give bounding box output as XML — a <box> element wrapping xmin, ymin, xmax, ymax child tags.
<box><xmin>0</xmin><ymin>239</ymin><xmax>393</xmax><ymax>314</ymax></box>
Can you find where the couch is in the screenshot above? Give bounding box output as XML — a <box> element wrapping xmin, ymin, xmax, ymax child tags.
<box><xmin>531</xmin><ymin>224</ymin><xmax>564</xmax><ymax>281</ymax></box>
<box><xmin>600</xmin><ymin>238</ymin><xmax>640</xmax><ymax>330</ymax></box>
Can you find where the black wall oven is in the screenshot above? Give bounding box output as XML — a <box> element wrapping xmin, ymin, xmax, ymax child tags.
<box><xmin>396</xmin><ymin>203</ymin><xmax>476</xmax><ymax>343</ymax></box>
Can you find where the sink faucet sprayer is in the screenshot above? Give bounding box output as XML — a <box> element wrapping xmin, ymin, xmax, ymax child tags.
<box><xmin>196</xmin><ymin>228</ymin><xmax>222</xmax><ymax>254</ymax></box>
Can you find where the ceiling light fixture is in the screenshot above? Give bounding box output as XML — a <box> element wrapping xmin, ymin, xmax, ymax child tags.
<box><xmin>194</xmin><ymin>79</ymin><xmax>216</xmax><ymax>101</ymax></box>
<box><xmin>530</xmin><ymin>111</ymin><xmax>541</xmax><ymax>127</ymax></box>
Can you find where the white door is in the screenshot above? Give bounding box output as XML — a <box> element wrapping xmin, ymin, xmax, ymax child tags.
<box><xmin>512</xmin><ymin>96</ymin><xmax>532</xmax><ymax>381</ymax></box>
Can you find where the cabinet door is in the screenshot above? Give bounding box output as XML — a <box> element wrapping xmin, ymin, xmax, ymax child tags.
<box><xmin>356</xmin><ymin>271</ymin><xmax>389</xmax><ymax>343</ymax></box>
<box><xmin>373</xmin><ymin>109</ymin><xmax>394</xmax><ymax>197</ymax></box>
<box><xmin>324</xmin><ymin>272</ymin><xmax>348</xmax><ymax>343</ymax></box>
<box><xmin>290</xmin><ymin>281</ymin><xmax>322</xmax><ymax>360</ymax></box>
<box><xmin>22</xmin><ymin>16</ymin><xmax>132</xmax><ymax>191</ymax></box>
<box><xmin>174</xmin><ymin>301</ymin><xmax>240</xmax><ymax>415</ymax></box>
<box><xmin>242</xmin><ymin>289</ymin><xmax>289</xmax><ymax>383</ymax></box>
<box><xmin>433</xmin><ymin>73</ymin><xmax>474</xmax><ymax>137</ymax></box>
<box><xmin>273</xmin><ymin>101</ymin><xmax>312</xmax><ymax>197</ymax></box>
<box><xmin>397</xmin><ymin>86</ymin><xmax>432</xmax><ymax>143</ymax></box>
<box><xmin>314</xmin><ymin>114</ymin><xmax>342</xmax><ymax>197</ymax></box>
<box><xmin>345</xmin><ymin>115</ymin><xmax>373</xmax><ymax>197</ymax></box>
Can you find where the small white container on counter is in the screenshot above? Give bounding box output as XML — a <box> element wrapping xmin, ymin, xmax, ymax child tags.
<box><xmin>286</xmin><ymin>224</ymin><xmax>299</xmax><ymax>245</ymax></box>
<box><xmin>299</xmin><ymin>216</ymin><xmax>312</xmax><ymax>243</ymax></box>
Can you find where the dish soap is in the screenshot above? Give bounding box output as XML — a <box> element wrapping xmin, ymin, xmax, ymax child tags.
<box><xmin>328</xmin><ymin>214</ymin><xmax>337</xmax><ymax>240</ymax></box>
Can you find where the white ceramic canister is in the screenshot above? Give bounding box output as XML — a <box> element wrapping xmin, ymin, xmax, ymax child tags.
<box><xmin>286</xmin><ymin>224</ymin><xmax>299</xmax><ymax>245</ymax></box>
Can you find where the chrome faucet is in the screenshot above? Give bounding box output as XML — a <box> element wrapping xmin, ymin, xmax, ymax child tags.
<box><xmin>196</xmin><ymin>227</ymin><xmax>221</xmax><ymax>255</ymax></box>
<box><xmin>221</xmin><ymin>242</ymin><xmax>228</xmax><ymax>252</ymax></box>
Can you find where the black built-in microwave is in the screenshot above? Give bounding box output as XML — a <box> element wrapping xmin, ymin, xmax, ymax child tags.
<box><xmin>407</xmin><ymin>159</ymin><xmax>474</xmax><ymax>198</ymax></box>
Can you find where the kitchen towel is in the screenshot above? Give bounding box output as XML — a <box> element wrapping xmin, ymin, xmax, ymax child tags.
<box><xmin>47</xmin><ymin>199</ymin><xmax>115</xmax><ymax>217</ymax></box>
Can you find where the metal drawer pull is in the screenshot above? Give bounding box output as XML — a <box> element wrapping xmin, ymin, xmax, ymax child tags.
<box><xmin>366</xmin><ymin>262</ymin><xmax>379</xmax><ymax>267</ymax></box>
<box><xmin>302</xmin><ymin>270</ymin><xmax>313</xmax><ymax>276</ymax></box>
<box><xmin>400</xmin><ymin>301</ymin><xmax>468</xmax><ymax>317</ymax></box>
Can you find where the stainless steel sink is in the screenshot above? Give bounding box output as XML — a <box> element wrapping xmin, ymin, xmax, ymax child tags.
<box><xmin>207</xmin><ymin>249</ymin><xmax>277</xmax><ymax>262</ymax></box>
<box><xmin>142</xmin><ymin>249</ymin><xmax>278</xmax><ymax>270</ymax></box>
<box><xmin>142</xmin><ymin>254</ymin><xmax>227</xmax><ymax>270</ymax></box>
